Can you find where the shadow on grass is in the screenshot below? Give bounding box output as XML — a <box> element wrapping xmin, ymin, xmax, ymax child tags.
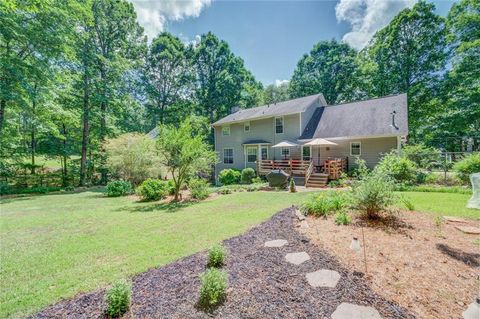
<box><xmin>1</xmin><ymin>186</ymin><xmax>106</xmax><ymax>203</ymax></box>
<box><xmin>436</xmin><ymin>243</ymin><xmax>480</xmax><ymax>267</ymax></box>
<box><xmin>121</xmin><ymin>200</ymin><xmax>196</xmax><ymax>213</ymax></box>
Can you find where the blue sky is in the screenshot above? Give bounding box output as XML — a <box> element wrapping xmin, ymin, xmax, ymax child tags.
<box><xmin>132</xmin><ymin>0</ymin><xmax>455</xmax><ymax>86</ymax></box>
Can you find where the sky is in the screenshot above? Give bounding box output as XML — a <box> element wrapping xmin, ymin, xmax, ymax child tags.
<box><xmin>131</xmin><ymin>0</ymin><xmax>456</xmax><ymax>86</ymax></box>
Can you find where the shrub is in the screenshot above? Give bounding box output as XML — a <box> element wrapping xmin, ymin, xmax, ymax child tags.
<box><xmin>240</xmin><ymin>168</ymin><xmax>256</xmax><ymax>184</ymax></box>
<box><xmin>218</xmin><ymin>169</ymin><xmax>241</xmax><ymax>185</ymax></box>
<box><xmin>301</xmin><ymin>191</ymin><xmax>348</xmax><ymax>217</ymax></box>
<box><xmin>335</xmin><ymin>211</ymin><xmax>351</xmax><ymax>225</ymax></box>
<box><xmin>207</xmin><ymin>245</ymin><xmax>227</xmax><ymax>268</ymax></box>
<box><xmin>106</xmin><ymin>180</ymin><xmax>133</xmax><ymax>197</ymax></box>
<box><xmin>289</xmin><ymin>178</ymin><xmax>296</xmax><ymax>193</ymax></box>
<box><xmin>199</xmin><ymin>268</ymin><xmax>228</xmax><ymax>308</ymax></box>
<box><xmin>167</xmin><ymin>179</ymin><xmax>176</xmax><ymax>195</ymax></box>
<box><xmin>399</xmin><ymin>196</ymin><xmax>415</xmax><ymax>211</ymax></box>
<box><xmin>136</xmin><ymin>178</ymin><xmax>169</xmax><ymax>201</ymax></box>
<box><xmin>453</xmin><ymin>153</ymin><xmax>480</xmax><ymax>183</ymax></box>
<box><xmin>217</xmin><ymin>187</ymin><xmax>232</xmax><ymax>195</ymax></box>
<box><xmin>105</xmin><ymin>280</ymin><xmax>131</xmax><ymax>317</ymax></box>
<box><xmin>350</xmin><ymin>171</ymin><xmax>396</xmax><ymax>219</ymax></box>
<box><xmin>252</xmin><ymin>176</ymin><xmax>263</xmax><ymax>184</ymax></box>
<box><xmin>402</xmin><ymin>143</ymin><xmax>441</xmax><ymax>170</ymax></box>
<box><xmin>189</xmin><ymin>178</ymin><xmax>210</xmax><ymax>200</ymax></box>
<box><xmin>375</xmin><ymin>152</ymin><xmax>418</xmax><ymax>184</ymax></box>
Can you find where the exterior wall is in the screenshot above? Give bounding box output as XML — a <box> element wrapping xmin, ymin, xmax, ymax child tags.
<box><xmin>214</xmin><ymin>113</ymin><xmax>302</xmax><ymax>177</ymax></box>
<box><xmin>313</xmin><ymin>136</ymin><xmax>398</xmax><ymax>169</ymax></box>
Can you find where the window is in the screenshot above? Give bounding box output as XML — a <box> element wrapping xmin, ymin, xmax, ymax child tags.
<box><xmin>223</xmin><ymin>148</ymin><xmax>233</xmax><ymax>164</ymax></box>
<box><xmin>244</xmin><ymin>122</ymin><xmax>250</xmax><ymax>132</ymax></box>
<box><xmin>261</xmin><ymin>146</ymin><xmax>268</xmax><ymax>160</ymax></box>
<box><xmin>281</xmin><ymin>147</ymin><xmax>290</xmax><ymax>159</ymax></box>
<box><xmin>302</xmin><ymin>146</ymin><xmax>311</xmax><ymax>161</ymax></box>
<box><xmin>222</xmin><ymin>126</ymin><xmax>230</xmax><ymax>136</ymax></box>
<box><xmin>350</xmin><ymin>142</ymin><xmax>361</xmax><ymax>156</ymax></box>
<box><xmin>246</xmin><ymin>146</ymin><xmax>257</xmax><ymax>163</ymax></box>
<box><xmin>275</xmin><ymin>117</ymin><xmax>284</xmax><ymax>134</ymax></box>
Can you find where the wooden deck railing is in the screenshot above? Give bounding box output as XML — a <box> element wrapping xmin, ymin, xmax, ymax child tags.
<box><xmin>256</xmin><ymin>159</ymin><xmax>311</xmax><ymax>176</ymax></box>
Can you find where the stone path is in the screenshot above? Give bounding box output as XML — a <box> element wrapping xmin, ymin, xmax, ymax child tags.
<box><xmin>265</xmin><ymin>220</ymin><xmax>384</xmax><ymax>319</ymax></box>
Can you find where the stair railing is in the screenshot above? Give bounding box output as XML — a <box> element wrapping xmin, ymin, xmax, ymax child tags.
<box><xmin>305</xmin><ymin>160</ymin><xmax>314</xmax><ymax>184</ymax></box>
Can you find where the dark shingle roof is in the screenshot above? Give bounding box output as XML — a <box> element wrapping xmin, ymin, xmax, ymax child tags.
<box><xmin>299</xmin><ymin>107</ymin><xmax>325</xmax><ymax>140</ymax></box>
<box><xmin>212</xmin><ymin>93</ymin><xmax>326</xmax><ymax>126</ymax></box>
<box><xmin>309</xmin><ymin>94</ymin><xmax>408</xmax><ymax>139</ymax></box>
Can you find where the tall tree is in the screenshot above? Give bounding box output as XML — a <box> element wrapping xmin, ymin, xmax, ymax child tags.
<box><xmin>359</xmin><ymin>1</ymin><xmax>448</xmax><ymax>139</ymax></box>
<box><xmin>263</xmin><ymin>82</ymin><xmax>290</xmax><ymax>104</ymax></box>
<box><xmin>144</xmin><ymin>32</ymin><xmax>193</xmax><ymax>126</ymax></box>
<box><xmin>289</xmin><ymin>40</ymin><xmax>358</xmax><ymax>104</ymax></box>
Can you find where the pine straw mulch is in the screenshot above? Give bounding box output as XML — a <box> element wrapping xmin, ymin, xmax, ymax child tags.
<box><xmin>34</xmin><ymin>207</ymin><xmax>412</xmax><ymax>319</ymax></box>
<box><xmin>299</xmin><ymin>211</ymin><xmax>480</xmax><ymax>319</ymax></box>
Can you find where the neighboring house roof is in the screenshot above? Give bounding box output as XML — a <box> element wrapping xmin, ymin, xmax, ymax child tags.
<box><xmin>303</xmin><ymin>93</ymin><xmax>408</xmax><ymax>139</ymax></box>
<box><xmin>242</xmin><ymin>139</ymin><xmax>271</xmax><ymax>145</ymax></box>
<box><xmin>212</xmin><ymin>93</ymin><xmax>326</xmax><ymax>126</ymax></box>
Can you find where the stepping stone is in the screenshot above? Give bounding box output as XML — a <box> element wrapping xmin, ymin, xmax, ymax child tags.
<box><xmin>285</xmin><ymin>252</ymin><xmax>310</xmax><ymax>265</ymax></box>
<box><xmin>295</xmin><ymin>209</ymin><xmax>306</xmax><ymax>221</ymax></box>
<box><xmin>306</xmin><ymin>269</ymin><xmax>341</xmax><ymax>288</ymax></box>
<box><xmin>455</xmin><ymin>225</ymin><xmax>480</xmax><ymax>235</ymax></box>
<box><xmin>331</xmin><ymin>303</ymin><xmax>382</xmax><ymax>319</ymax></box>
<box><xmin>264</xmin><ymin>239</ymin><xmax>288</xmax><ymax>248</ymax></box>
<box><xmin>443</xmin><ymin>216</ymin><xmax>467</xmax><ymax>223</ymax></box>
<box><xmin>300</xmin><ymin>220</ymin><xmax>309</xmax><ymax>229</ymax></box>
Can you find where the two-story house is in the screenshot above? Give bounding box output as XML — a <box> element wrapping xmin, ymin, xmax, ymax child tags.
<box><xmin>212</xmin><ymin>93</ymin><xmax>408</xmax><ymax>186</ymax></box>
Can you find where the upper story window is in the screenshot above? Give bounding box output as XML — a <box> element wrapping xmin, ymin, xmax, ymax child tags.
<box><xmin>350</xmin><ymin>142</ymin><xmax>361</xmax><ymax>156</ymax></box>
<box><xmin>222</xmin><ymin>126</ymin><xmax>230</xmax><ymax>136</ymax></box>
<box><xmin>244</xmin><ymin>122</ymin><xmax>250</xmax><ymax>132</ymax></box>
<box><xmin>223</xmin><ymin>148</ymin><xmax>234</xmax><ymax>164</ymax></box>
<box><xmin>275</xmin><ymin>117</ymin><xmax>284</xmax><ymax>134</ymax></box>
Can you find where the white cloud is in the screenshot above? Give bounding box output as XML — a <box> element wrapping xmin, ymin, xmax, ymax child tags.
<box><xmin>335</xmin><ymin>0</ymin><xmax>415</xmax><ymax>50</ymax></box>
<box><xmin>275</xmin><ymin>79</ymin><xmax>289</xmax><ymax>87</ymax></box>
<box><xmin>131</xmin><ymin>0</ymin><xmax>212</xmax><ymax>40</ymax></box>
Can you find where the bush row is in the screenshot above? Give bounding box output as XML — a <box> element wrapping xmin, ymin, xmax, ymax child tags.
<box><xmin>218</xmin><ymin>168</ymin><xmax>260</xmax><ymax>185</ymax></box>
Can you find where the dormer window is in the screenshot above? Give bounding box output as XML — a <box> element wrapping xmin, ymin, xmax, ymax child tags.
<box><xmin>275</xmin><ymin>117</ymin><xmax>284</xmax><ymax>134</ymax></box>
<box><xmin>222</xmin><ymin>126</ymin><xmax>230</xmax><ymax>136</ymax></box>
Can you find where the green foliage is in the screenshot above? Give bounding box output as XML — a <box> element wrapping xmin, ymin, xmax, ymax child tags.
<box><xmin>453</xmin><ymin>153</ymin><xmax>480</xmax><ymax>183</ymax></box>
<box><xmin>350</xmin><ymin>171</ymin><xmax>397</xmax><ymax>219</ymax></box>
<box><xmin>106</xmin><ymin>180</ymin><xmax>133</xmax><ymax>197</ymax></box>
<box><xmin>395</xmin><ymin>184</ymin><xmax>472</xmax><ymax>195</ymax></box>
<box><xmin>263</xmin><ymin>82</ymin><xmax>290</xmax><ymax>104</ymax></box>
<box><xmin>399</xmin><ymin>196</ymin><xmax>415</xmax><ymax>211</ymax></box>
<box><xmin>335</xmin><ymin>211</ymin><xmax>351</xmax><ymax>225</ymax></box>
<box><xmin>156</xmin><ymin>117</ymin><xmax>217</xmax><ymax>201</ymax></box>
<box><xmin>402</xmin><ymin>144</ymin><xmax>442</xmax><ymax>169</ymax></box>
<box><xmin>189</xmin><ymin>178</ymin><xmax>210</xmax><ymax>200</ymax></box>
<box><xmin>240</xmin><ymin>168</ymin><xmax>256</xmax><ymax>184</ymax></box>
<box><xmin>105</xmin><ymin>280</ymin><xmax>131</xmax><ymax>317</ymax></box>
<box><xmin>216</xmin><ymin>183</ymin><xmax>266</xmax><ymax>195</ymax></box>
<box><xmin>199</xmin><ymin>268</ymin><xmax>228</xmax><ymax>308</ymax></box>
<box><xmin>219</xmin><ymin>169</ymin><xmax>241</xmax><ymax>185</ymax></box>
<box><xmin>105</xmin><ymin>133</ymin><xmax>162</xmax><ymax>185</ymax></box>
<box><xmin>301</xmin><ymin>191</ymin><xmax>348</xmax><ymax>217</ymax></box>
<box><xmin>136</xmin><ymin>178</ymin><xmax>169</xmax><ymax>201</ymax></box>
<box><xmin>252</xmin><ymin>176</ymin><xmax>263</xmax><ymax>184</ymax></box>
<box><xmin>375</xmin><ymin>152</ymin><xmax>418</xmax><ymax>184</ymax></box>
<box><xmin>207</xmin><ymin>245</ymin><xmax>227</xmax><ymax>268</ymax></box>
<box><xmin>289</xmin><ymin>178</ymin><xmax>296</xmax><ymax>193</ymax></box>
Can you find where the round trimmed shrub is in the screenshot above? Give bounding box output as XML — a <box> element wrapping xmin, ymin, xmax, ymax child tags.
<box><xmin>207</xmin><ymin>245</ymin><xmax>227</xmax><ymax>268</ymax></box>
<box><xmin>218</xmin><ymin>169</ymin><xmax>241</xmax><ymax>185</ymax></box>
<box><xmin>106</xmin><ymin>180</ymin><xmax>132</xmax><ymax>197</ymax></box>
<box><xmin>240</xmin><ymin>168</ymin><xmax>256</xmax><ymax>184</ymax></box>
<box><xmin>136</xmin><ymin>178</ymin><xmax>169</xmax><ymax>201</ymax></box>
<box><xmin>454</xmin><ymin>153</ymin><xmax>480</xmax><ymax>183</ymax></box>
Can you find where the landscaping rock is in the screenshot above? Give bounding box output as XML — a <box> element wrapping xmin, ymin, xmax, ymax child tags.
<box><xmin>455</xmin><ymin>225</ymin><xmax>480</xmax><ymax>235</ymax></box>
<box><xmin>285</xmin><ymin>251</ymin><xmax>310</xmax><ymax>265</ymax></box>
<box><xmin>300</xmin><ymin>220</ymin><xmax>309</xmax><ymax>229</ymax></box>
<box><xmin>305</xmin><ymin>269</ymin><xmax>341</xmax><ymax>288</ymax></box>
<box><xmin>443</xmin><ymin>216</ymin><xmax>467</xmax><ymax>223</ymax></box>
<box><xmin>264</xmin><ymin>239</ymin><xmax>288</xmax><ymax>247</ymax></box>
<box><xmin>295</xmin><ymin>209</ymin><xmax>306</xmax><ymax>221</ymax></box>
<box><xmin>331</xmin><ymin>302</ymin><xmax>383</xmax><ymax>319</ymax></box>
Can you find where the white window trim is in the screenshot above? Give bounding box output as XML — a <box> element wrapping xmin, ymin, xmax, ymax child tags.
<box><xmin>301</xmin><ymin>145</ymin><xmax>311</xmax><ymax>161</ymax></box>
<box><xmin>281</xmin><ymin>147</ymin><xmax>290</xmax><ymax>158</ymax></box>
<box><xmin>350</xmin><ymin>141</ymin><xmax>362</xmax><ymax>156</ymax></box>
<box><xmin>223</xmin><ymin>147</ymin><xmax>234</xmax><ymax>164</ymax></box>
<box><xmin>222</xmin><ymin>126</ymin><xmax>230</xmax><ymax>136</ymax></box>
<box><xmin>275</xmin><ymin>116</ymin><xmax>284</xmax><ymax>135</ymax></box>
<box><xmin>261</xmin><ymin>146</ymin><xmax>268</xmax><ymax>160</ymax></box>
<box><xmin>246</xmin><ymin>146</ymin><xmax>258</xmax><ymax>163</ymax></box>
<box><xmin>244</xmin><ymin>122</ymin><xmax>250</xmax><ymax>132</ymax></box>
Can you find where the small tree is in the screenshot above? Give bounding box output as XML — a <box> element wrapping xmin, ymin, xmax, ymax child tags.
<box><xmin>105</xmin><ymin>133</ymin><xmax>162</xmax><ymax>185</ymax></box>
<box><xmin>156</xmin><ymin>118</ymin><xmax>217</xmax><ymax>201</ymax></box>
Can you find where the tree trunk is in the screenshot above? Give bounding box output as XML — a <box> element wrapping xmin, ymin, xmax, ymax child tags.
<box><xmin>80</xmin><ymin>67</ymin><xmax>90</xmax><ymax>186</ymax></box>
<box><xmin>62</xmin><ymin>123</ymin><xmax>68</xmax><ymax>186</ymax></box>
<box><xmin>30</xmin><ymin>128</ymin><xmax>36</xmax><ymax>175</ymax></box>
<box><xmin>0</xmin><ymin>99</ymin><xmax>5</xmax><ymax>133</ymax></box>
<box><xmin>99</xmin><ymin>66</ymin><xmax>108</xmax><ymax>185</ymax></box>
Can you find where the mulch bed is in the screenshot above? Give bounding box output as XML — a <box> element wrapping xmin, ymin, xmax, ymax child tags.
<box><xmin>34</xmin><ymin>207</ymin><xmax>413</xmax><ymax>319</ymax></box>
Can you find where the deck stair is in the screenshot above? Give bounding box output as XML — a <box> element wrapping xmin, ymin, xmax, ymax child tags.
<box><xmin>306</xmin><ymin>173</ymin><xmax>329</xmax><ymax>187</ymax></box>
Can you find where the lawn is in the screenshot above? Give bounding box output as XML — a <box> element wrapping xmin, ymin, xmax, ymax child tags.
<box><xmin>0</xmin><ymin>189</ymin><xmax>477</xmax><ymax>318</ymax></box>
<box><xmin>0</xmin><ymin>190</ymin><xmax>314</xmax><ymax>318</ymax></box>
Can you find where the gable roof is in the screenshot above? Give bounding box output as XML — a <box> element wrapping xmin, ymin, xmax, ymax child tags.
<box><xmin>212</xmin><ymin>93</ymin><xmax>326</xmax><ymax>126</ymax></box>
<box><xmin>302</xmin><ymin>93</ymin><xmax>408</xmax><ymax>139</ymax></box>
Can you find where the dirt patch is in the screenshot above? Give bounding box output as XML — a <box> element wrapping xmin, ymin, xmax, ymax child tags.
<box><xmin>34</xmin><ymin>208</ymin><xmax>412</xmax><ymax>319</ymax></box>
<box><xmin>300</xmin><ymin>211</ymin><xmax>480</xmax><ymax>319</ymax></box>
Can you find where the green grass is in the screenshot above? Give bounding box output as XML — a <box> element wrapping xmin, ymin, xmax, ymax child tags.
<box><xmin>0</xmin><ymin>190</ymin><xmax>314</xmax><ymax>318</ymax></box>
<box><xmin>396</xmin><ymin>191</ymin><xmax>479</xmax><ymax>219</ymax></box>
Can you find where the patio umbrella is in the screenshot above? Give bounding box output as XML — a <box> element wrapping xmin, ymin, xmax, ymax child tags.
<box><xmin>271</xmin><ymin>140</ymin><xmax>298</xmax><ymax>148</ymax></box>
<box><xmin>304</xmin><ymin>138</ymin><xmax>337</xmax><ymax>146</ymax></box>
